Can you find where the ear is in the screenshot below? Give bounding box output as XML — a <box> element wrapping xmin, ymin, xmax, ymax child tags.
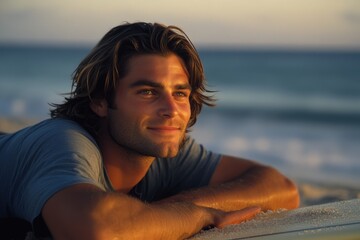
<box><xmin>90</xmin><ymin>99</ymin><xmax>108</xmax><ymax>117</ymax></box>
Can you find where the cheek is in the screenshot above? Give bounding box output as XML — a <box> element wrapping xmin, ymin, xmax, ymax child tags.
<box><xmin>182</xmin><ymin>103</ymin><xmax>191</xmax><ymax>121</ymax></box>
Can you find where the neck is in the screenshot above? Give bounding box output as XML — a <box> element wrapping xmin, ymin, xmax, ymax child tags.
<box><xmin>97</xmin><ymin>129</ymin><xmax>155</xmax><ymax>193</ymax></box>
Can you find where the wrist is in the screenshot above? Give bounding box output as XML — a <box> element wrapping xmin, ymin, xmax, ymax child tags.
<box><xmin>150</xmin><ymin>201</ymin><xmax>214</xmax><ymax>237</ymax></box>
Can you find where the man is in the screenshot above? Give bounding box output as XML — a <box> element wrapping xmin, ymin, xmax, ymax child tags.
<box><xmin>0</xmin><ymin>22</ymin><xmax>299</xmax><ymax>239</ymax></box>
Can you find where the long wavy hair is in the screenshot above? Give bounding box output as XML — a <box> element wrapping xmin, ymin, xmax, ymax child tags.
<box><xmin>50</xmin><ymin>22</ymin><xmax>215</xmax><ymax>136</ymax></box>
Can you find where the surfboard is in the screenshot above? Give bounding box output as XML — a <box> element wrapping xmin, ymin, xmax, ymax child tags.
<box><xmin>190</xmin><ymin>199</ymin><xmax>360</xmax><ymax>240</ymax></box>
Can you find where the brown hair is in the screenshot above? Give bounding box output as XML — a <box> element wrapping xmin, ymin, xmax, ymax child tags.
<box><xmin>50</xmin><ymin>22</ymin><xmax>215</xmax><ymax>135</ymax></box>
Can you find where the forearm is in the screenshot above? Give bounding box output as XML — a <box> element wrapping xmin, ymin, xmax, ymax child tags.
<box><xmin>95</xmin><ymin>194</ymin><xmax>212</xmax><ymax>240</ymax></box>
<box><xmin>43</xmin><ymin>185</ymin><xmax>216</xmax><ymax>240</ymax></box>
<box><xmin>87</xmin><ymin>193</ymin><xmax>262</xmax><ymax>239</ymax></box>
<box><xmin>158</xmin><ymin>166</ymin><xmax>300</xmax><ymax>211</ymax></box>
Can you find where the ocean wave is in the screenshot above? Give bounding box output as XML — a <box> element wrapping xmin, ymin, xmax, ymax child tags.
<box><xmin>211</xmin><ymin>106</ymin><xmax>360</xmax><ymax>125</ymax></box>
<box><xmin>209</xmin><ymin>89</ymin><xmax>360</xmax><ymax>125</ymax></box>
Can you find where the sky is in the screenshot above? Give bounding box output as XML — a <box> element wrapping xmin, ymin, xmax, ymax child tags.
<box><xmin>0</xmin><ymin>0</ymin><xmax>360</xmax><ymax>49</ymax></box>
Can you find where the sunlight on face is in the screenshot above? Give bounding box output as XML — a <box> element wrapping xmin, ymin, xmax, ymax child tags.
<box><xmin>107</xmin><ymin>54</ymin><xmax>191</xmax><ymax>158</ymax></box>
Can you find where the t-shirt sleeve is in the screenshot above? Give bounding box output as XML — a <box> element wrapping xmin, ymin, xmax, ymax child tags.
<box><xmin>10</xmin><ymin>120</ymin><xmax>105</xmax><ymax>223</ymax></box>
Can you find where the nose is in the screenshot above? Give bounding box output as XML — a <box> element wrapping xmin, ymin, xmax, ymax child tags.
<box><xmin>158</xmin><ymin>94</ymin><xmax>179</xmax><ymax>118</ymax></box>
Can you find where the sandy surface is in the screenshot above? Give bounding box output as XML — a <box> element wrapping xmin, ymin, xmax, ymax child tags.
<box><xmin>0</xmin><ymin>117</ymin><xmax>38</xmax><ymax>133</ymax></box>
<box><xmin>190</xmin><ymin>199</ymin><xmax>360</xmax><ymax>240</ymax></box>
<box><xmin>297</xmin><ymin>180</ymin><xmax>360</xmax><ymax>207</ymax></box>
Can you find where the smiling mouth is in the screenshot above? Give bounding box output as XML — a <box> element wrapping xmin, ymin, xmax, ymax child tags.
<box><xmin>146</xmin><ymin>125</ymin><xmax>184</xmax><ymax>136</ymax></box>
<box><xmin>147</xmin><ymin>126</ymin><xmax>181</xmax><ymax>131</ymax></box>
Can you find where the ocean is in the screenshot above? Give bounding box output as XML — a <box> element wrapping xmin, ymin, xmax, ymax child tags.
<box><xmin>1</xmin><ymin>45</ymin><xmax>359</xmax><ymax>186</ymax></box>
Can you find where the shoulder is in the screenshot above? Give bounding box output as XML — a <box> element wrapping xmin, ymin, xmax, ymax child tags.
<box><xmin>30</xmin><ymin>118</ymin><xmax>98</xmax><ymax>148</ymax></box>
<box><xmin>36</xmin><ymin>118</ymin><xmax>94</xmax><ymax>138</ymax></box>
<box><xmin>1</xmin><ymin>118</ymin><xmax>98</xmax><ymax>154</ymax></box>
<box><xmin>0</xmin><ymin>119</ymin><xmax>105</xmax><ymax>221</ymax></box>
<box><xmin>5</xmin><ymin>118</ymin><xmax>102</xmax><ymax>167</ymax></box>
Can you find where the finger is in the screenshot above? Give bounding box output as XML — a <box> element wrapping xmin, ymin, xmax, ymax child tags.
<box><xmin>215</xmin><ymin>206</ymin><xmax>261</xmax><ymax>229</ymax></box>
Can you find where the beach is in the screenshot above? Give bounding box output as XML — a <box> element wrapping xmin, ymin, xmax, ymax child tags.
<box><xmin>1</xmin><ymin>117</ymin><xmax>359</xmax><ymax>208</ymax></box>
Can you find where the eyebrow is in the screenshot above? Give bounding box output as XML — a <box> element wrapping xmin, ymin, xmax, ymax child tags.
<box><xmin>130</xmin><ymin>79</ymin><xmax>192</xmax><ymax>90</ymax></box>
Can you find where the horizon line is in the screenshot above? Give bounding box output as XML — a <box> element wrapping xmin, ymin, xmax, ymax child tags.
<box><xmin>1</xmin><ymin>41</ymin><xmax>360</xmax><ymax>53</ymax></box>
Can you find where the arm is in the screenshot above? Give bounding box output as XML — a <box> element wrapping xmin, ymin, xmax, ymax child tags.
<box><xmin>42</xmin><ymin>183</ymin><xmax>260</xmax><ymax>240</ymax></box>
<box><xmin>158</xmin><ymin>155</ymin><xmax>300</xmax><ymax>211</ymax></box>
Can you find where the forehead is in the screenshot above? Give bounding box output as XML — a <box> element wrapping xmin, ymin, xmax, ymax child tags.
<box><xmin>123</xmin><ymin>54</ymin><xmax>189</xmax><ymax>82</ymax></box>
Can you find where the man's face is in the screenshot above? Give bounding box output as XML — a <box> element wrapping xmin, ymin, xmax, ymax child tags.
<box><xmin>106</xmin><ymin>53</ymin><xmax>191</xmax><ymax>158</ymax></box>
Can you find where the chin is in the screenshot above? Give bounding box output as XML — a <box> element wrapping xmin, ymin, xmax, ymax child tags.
<box><xmin>157</xmin><ymin>145</ymin><xmax>180</xmax><ymax>158</ymax></box>
<box><xmin>145</xmin><ymin>138</ymin><xmax>184</xmax><ymax>158</ymax></box>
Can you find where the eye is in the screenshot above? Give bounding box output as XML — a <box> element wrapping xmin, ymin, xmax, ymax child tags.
<box><xmin>174</xmin><ymin>90</ymin><xmax>190</xmax><ymax>98</ymax></box>
<box><xmin>137</xmin><ymin>89</ymin><xmax>157</xmax><ymax>97</ymax></box>
<box><xmin>174</xmin><ymin>92</ymin><xmax>186</xmax><ymax>97</ymax></box>
<box><xmin>141</xmin><ymin>90</ymin><xmax>153</xmax><ymax>95</ymax></box>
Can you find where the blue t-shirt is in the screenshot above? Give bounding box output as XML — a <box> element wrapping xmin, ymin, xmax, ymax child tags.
<box><xmin>0</xmin><ymin>118</ymin><xmax>221</xmax><ymax>225</ymax></box>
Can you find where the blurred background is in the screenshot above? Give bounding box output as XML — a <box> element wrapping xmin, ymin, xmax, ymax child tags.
<box><xmin>1</xmin><ymin>0</ymin><xmax>359</xmax><ymax>205</ymax></box>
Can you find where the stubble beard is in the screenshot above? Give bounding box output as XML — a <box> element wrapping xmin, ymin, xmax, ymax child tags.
<box><xmin>108</xmin><ymin>123</ymin><xmax>187</xmax><ymax>159</ymax></box>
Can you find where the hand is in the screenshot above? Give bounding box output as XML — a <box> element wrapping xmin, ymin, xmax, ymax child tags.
<box><xmin>210</xmin><ymin>206</ymin><xmax>261</xmax><ymax>229</ymax></box>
